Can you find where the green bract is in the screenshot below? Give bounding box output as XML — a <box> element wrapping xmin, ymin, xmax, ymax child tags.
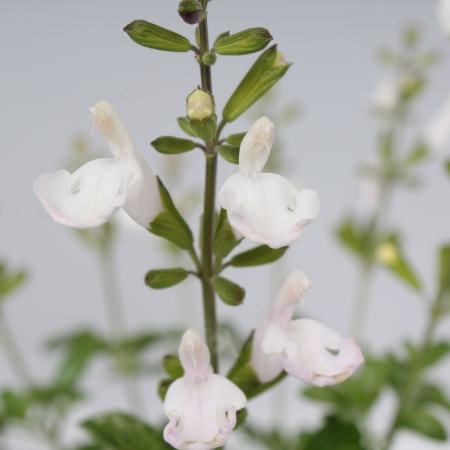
<box><xmin>124</xmin><ymin>20</ymin><xmax>192</xmax><ymax>52</ymax></box>
<box><xmin>214</xmin><ymin>28</ymin><xmax>273</xmax><ymax>55</ymax></box>
<box><xmin>223</xmin><ymin>45</ymin><xmax>291</xmax><ymax>122</ymax></box>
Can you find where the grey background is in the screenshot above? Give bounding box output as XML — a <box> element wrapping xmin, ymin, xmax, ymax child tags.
<box><xmin>1</xmin><ymin>0</ymin><xmax>450</xmax><ymax>449</ymax></box>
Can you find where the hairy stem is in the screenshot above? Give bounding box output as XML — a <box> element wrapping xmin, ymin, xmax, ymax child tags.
<box><xmin>0</xmin><ymin>308</ymin><xmax>32</xmax><ymax>387</ymax></box>
<box><xmin>99</xmin><ymin>247</ymin><xmax>146</xmax><ymax>415</ymax></box>
<box><xmin>197</xmin><ymin>1</ymin><xmax>220</xmax><ymax>372</ymax></box>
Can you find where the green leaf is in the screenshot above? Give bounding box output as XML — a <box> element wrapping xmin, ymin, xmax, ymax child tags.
<box><xmin>149</xmin><ymin>178</ymin><xmax>193</xmax><ymax>250</ymax></box>
<box><xmin>0</xmin><ymin>263</ymin><xmax>27</xmax><ymax>301</ymax></box>
<box><xmin>158</xmin><ymin>378</ymin><xmax>173</xmax><ymax>402</ymax></box>
<box><xmin>226</xmin><ymin>132</ymin><xmax>246</xmax><ymax>146</ymax></box>
<box><xmin>229</xmin><ymin>245</ymin><xmax>288</xmax><ymax>267</ymax></box>
<box><xmin>422</xmin><ymin>341</ymin><xmax>450</xmax><ymax>367</ymax></box>
<box><xmin>123</xmin><ymin>20</ymin><xmax>192</xmax><ymax>52</ymax></box>
<box><xmin>162</xmin><ymin>354</ymin><xmax>183</xmax><ymax>379</ymax></box>
<box><xmin>1</xmin><ymin>390</ymin><xmax>27</xmax><ymax>419</ymax></box>
<box><xmin>445</xmin><ymin>159</ymin><xmax>450</xmax><ymax>177</ymax></box>
<box><xmin>82</xmin><ymin>412</ymin><xmax>171</xmax><ymax>450</ymax></box>
<box><xmin>218</xmin><ymin>144</ymin><xmax>240</xmax><ymax>164</ymax></box>
<box><xmin>213</xmin><ymin>209</ymin><xmax>241</xmax><ymax>264</ymax></box>
<box><xmin>376</xmin><ymin>235</ymin><xmax>422</xmax><ymax>291</ymax></box>
<box><xmin>213</xmin><ymin>276</ymin><xmax>245</xmax><ymax>306</ymax></box>
<box><xmin>398</xmin><ymin>407</ymin><xmax>447</xmax><ymax>441</ymax></box>
<box><xmin>145</xmin><ymin>268</ymin><xmax>189</xmax><ymax>289</ymax></box>
<box><xmin>405</xmin><ymin>142</ymin><xmax>429</xmax><ymax>166</ymax></box>
<box><xmin>335</xmin><ymin>218</ymin><xmax>368</xmax><ymax>260</ymax></box>
<box><xmin>302</xmin><ymin>416</ymin><xmax>365</xmax><ymax>450</ymax></box>
<box><xmin>416</xmin><ymin>383</ymin><xmax>450</xmax><ymax>411</ymax></box>
<box><xmin>151</xmin><ymin>136</ymin><xmax>197</xmax><ymax>154</ymax></box>
<box><xmin>223</xmin><ymin>45</ymin><xmax>291</xmax><ymax>122</ymax></box>
<box><xmin>177</xmin><ymin>117</ymin><xmax>197</xmax><ymax>137</ymax></box>
<box><xmin>214</xmin><ymin>28</ymin><xmax>273</xmax><ymax>55</ymax></box>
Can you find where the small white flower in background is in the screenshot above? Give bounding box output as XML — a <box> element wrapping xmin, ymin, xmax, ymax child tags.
<box><xmin>251</xmin><ymin>271</ymin><xmax>364</xmax><ymax>386</ymax></box>
<box><xmin>424</xmin><ymin>94</ymin><xmax>450</xmax><ymax>154</ymax></box>
<box><xmin>438</xmin><ymin>0</ymin><xmax>450</xmax><ymax>37</ymax></box>
<box><xmin>164</xmin><ymin>329</ymin><xmax>247</xmax><ymax>450</ymax></box>
<box><xmin>218</xmin><ymin>117</ymin><xmax>320</xmax><ymax>249</ymax></box>
<box><xmin>34</xmin><ymin>101</ymin><xmax>162</xmax><ymax>229</ymax></box>
<box><xmin>371</xmin><ymin>78</ymin><xmax>399</xmax><ymax>115</ymax></box>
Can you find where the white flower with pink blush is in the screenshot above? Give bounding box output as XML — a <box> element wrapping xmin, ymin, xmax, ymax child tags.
<box><xmin>34</xmin><ymin>101</ymin><xmax>162</xmax><ymax>229</ymax></box>
<box><xmin>251</xmin><ymin>271</ymin><xmax>364</xmax><ymax>386</ymax></box>
<box><xmin>164</xmin><ymin>329</ymin><xmax>247</xmax><ymax>450</ymax></box>
<box><xmin>218</xmin><ymin>117</ymin><xmax>320</xmax><ymax>249</ymax></box>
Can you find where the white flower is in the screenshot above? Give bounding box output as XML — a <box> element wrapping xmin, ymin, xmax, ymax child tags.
<box><xmin>218</xmin><ymin>117</ymin><xmax>320</xmax><ymax>249</ymax></box>
<box><xmin>371</xmin><ymin>78</ymin><xmax>399</xmax><ymax>114</ymax></box>
<box><xmin>438</xmin><ymin>0</ymin><xmax>450</xmax><ymax>37</ymax></box>
<box><xmin>34</xmin><ymin>101</ymin><xmax>162</xmax><ymax>229</ymax></box>
<box><xmin>164</xmin><ymin>329</ymin><xmax>247</xmax><ymax>450</ymax></box>
<box><xmin>424</xmin><ymin>94</ymin><xmax>450</xmax><ymax>154</ymax></box>
<box><xmin>251</xmin><ymin>271</ymin><xmax>364</xmax><ymax>386</ymax></box>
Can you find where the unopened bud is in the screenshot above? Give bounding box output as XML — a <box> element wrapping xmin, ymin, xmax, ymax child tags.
<box><xmin>376</xmin><ymin>242</ymin><xmax>398</xmax><ymax>265</ymax></box>
<box><xmin>187</xmin><ymin>88</ymin><xmax>214</xmax><ymax>121</ymax></box>
<box><xmin>202</xmin><ymin>51</ymin><xmax>217</xmax><ymax>66</ymax></box>
<box><xmin>178</xmin><ymin>0</ymin><xmax>203</xmax><ymax>25</ymax></box>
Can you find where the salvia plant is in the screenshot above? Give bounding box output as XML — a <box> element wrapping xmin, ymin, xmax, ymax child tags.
<box><xmin>1</xmin><ymin>1</ymin><xmax>450</xmax><ymax>450</ymax></box>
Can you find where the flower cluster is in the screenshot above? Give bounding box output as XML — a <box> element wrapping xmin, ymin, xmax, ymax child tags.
<box><xmin>34</xmin><ymin>102</ymin><xmax>363</xmax><ymax>450</ymax></box>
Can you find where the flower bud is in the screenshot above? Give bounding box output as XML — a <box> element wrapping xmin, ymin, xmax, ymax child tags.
<box><xmin>178</xmin><ymin>0</ymin><xmax>203</xmax><ymax>25</ymax></box>
<box><xmin>187</xmin><ymin>88</ymin><xmax>214</xmax><ymax>121</ymax></box>
<box><xmin>202</xmin><ymin>50</ymin><xmax>217</xmax><ymax>66</ymax></box>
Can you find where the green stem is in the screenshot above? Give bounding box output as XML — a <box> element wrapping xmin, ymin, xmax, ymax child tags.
<box><xmin>0</xmin><ymin>308</ymin><xmax>32</xmax><ymax>387</ymax></box>
<box><xmin>198</xmin><ymin>2</ymin><xmax>220</xmax><ymax>372</ymax></box>
<box><xmin>98</xmin><ymin>247</ymin><xmax>146</xmax><ymax>415</ymax></box>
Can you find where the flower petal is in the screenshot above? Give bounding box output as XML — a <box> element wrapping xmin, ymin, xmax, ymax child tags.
<box><xmin>178</xmin><ymin>329</ymin><xmax>212</xmax><ymax>382</ymax></box>
<box><xmin>239</xmin><ymin>117</ymin><xmax>275</xmax><ymax>176</ymax></box>
<box><xmin>34</xmin><ymin>158</ymin><xmax>139</xmax><ymax>228</ymax></box>
<box><xmin>164</xmin><ymin>375</ymin><xmax>246</xmax><ymax>450</ymax></box>
<box><xmin>219</xmin><ymin>172</ymin><xmax>319</xmax><ymax>248</ymax></box>
<box><xmin>278</xmin><ymin>318</ymin><xmax>364</xmax><ymax>387</ymax></box>
<box><xmin>90</xmin><ymin>101</ymin><xmax>136</xmax><ymax>159</ymax></box>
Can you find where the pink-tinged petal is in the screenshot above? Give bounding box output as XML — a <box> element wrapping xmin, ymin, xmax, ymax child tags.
<box><xmin>219</xmin><ymin>172</ymin><xmax>319</xmax><ymax>249</ymax></box>
<box><xmin>34</xmin><ymin>158</ymin><xmax>138</xmax><ymax>228</ymax></box>
<box><xmin>239</xmin><ymin>117</ymin><xmax>275</xmax><ymax>176</ymax></box>
<box><xmin>270</xmin><ymin>270</ymin><xmax>312</xmax><ymax>324</ymax></box>
<box><xmin>164</xmin><ymin>330</ymin><xmax>247</xmax><ymax>450</ymax></box>
<box><xmin>178</xmin><ymin>329</ymin><xmax>212</xmax><ymax>383</ymax></box>
<box><xmin>251</xmin><ymin>320</ymin><xmax>284</xmax><ymax>383</ymax></box>
<box><xmin>280</xmin><ymin>319</ymin><xmax>364</xmax><ymax>387</ymax></box>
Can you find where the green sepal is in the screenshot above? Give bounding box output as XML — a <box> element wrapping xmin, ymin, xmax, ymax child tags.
<box><xmin>222</xmin><ymin>45</ymin><xmax>291</xmax><ymax>122</ymax></box>
<box><xmin>123</xmin><ymin>20</ymin><xmax>192</xmax><ymax>52</ymax></box>
<box><xmin>226</xmin><ymin>132</ymin><xmax>246</xmax><ymax>146</ymax></box>
<box><xmin>214</xmin><ymin>28</ymin><xmax>273</xmax><ymax>55</ymax></box>
<box><xmin>151</xmin><ymin>136</ymin><xmax>197</xmax><ymax>154</ymax></box>
<box><xmin>228</xmin><ymin>245</ymin><xmax>288</xmax><ymax>267</ymax></box>
<box><xmin>437</xmin><ymin>244</ymin><xmax>450</xmax><ymax>301</ymax></box>
<box><xmin>213</xmin><ymin>276</ymin><xmax>245</xmax><ymax>306</ymax></box>
<box><xmin>218</xmin><ymin>144</ymin><xmax>240</xmax><ymax>164</ymax></box>
<box><xmin>189</xmin><ymin>117</ymin><xmax>217</xmax><ymax>142</ymax></box>
<box><xmin>144</xmin><ymin>268</ymin><xmax>189</xmax><ymax>289</ymax></box>
<box><xmin>177</xmin><ymin>117</ymin><xmax>198</xmax><ymax>137</ymax></box>
<box><xmin>148</xmin><ymin>178</ymin><xmax>193</xmax><ymax>250</ymax></box>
